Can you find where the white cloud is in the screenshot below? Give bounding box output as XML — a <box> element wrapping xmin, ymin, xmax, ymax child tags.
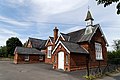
<box><xmin>0</xmin><ymin>28</ymin><xmax>20</xmax><ymax>46</ymax></box>
<box><xmin>0</xmin><ymin>16</ymin><xmax>30</xmax><ymax>27</ymax></box>
<box><xmin>30</xmin><ymin>0</ymin><xmax>89</xmax><ymax>15</ymax></box>
<box><xmin>62</xmin><ymin>26</ymin><xmax>84</xmax><ymax>33</ymax></box>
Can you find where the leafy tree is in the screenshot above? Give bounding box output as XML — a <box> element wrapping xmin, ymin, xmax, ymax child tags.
<box><xmin>96</xmin><ymin>0</ymin><xmax>120</xmax><ymax>14</ymax></box>
<box><xmin>112</xmin><ymin>40</ymin><xmax>120</xmax><ymax>51</ymax></box>
<box><xmin>0</xmin><ymin>46</ymin><xmax>7</xmax><ymax>57</ymax></box>
<box><xmin>6</xmin><ymin>37</ymin><xmax>22</xmax><ymax>56</ymax></box>
<box><xmin>107</xmin><ymin>50</ymin><xmax>120</xmax><ymax>64</ymax></box>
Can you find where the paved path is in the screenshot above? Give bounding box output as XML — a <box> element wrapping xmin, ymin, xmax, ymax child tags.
<box><xmin>0</xmin><ymin>61</ymin><xmax>86</xmax><ymax>80</ymax></box>
<box><xmin>96</xmin><ymin>73</ymin><xmax>120</xmax><ymax>80</ymax></box>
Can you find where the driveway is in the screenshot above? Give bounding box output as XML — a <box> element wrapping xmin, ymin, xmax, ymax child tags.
<box><xmin>96</xmin><ymin>73</ymin><xmax>120</xmax><ymax>80</ymax></box>
<box><xmin>0</xmin><ymin>61</ymin><xmax>86</xmax><ymax>80</ymax></box>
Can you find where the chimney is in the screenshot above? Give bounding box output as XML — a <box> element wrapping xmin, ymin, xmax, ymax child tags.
<box><xmin>53</xmin><ymin>27</ymin><xmax>58</xmax><ymax>42</ymax></box>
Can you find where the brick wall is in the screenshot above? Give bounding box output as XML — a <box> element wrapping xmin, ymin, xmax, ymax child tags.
<box><xmin>14</xmin><ymin>53</ymin><xmax>45</xmax><ymax>64</ymax></box>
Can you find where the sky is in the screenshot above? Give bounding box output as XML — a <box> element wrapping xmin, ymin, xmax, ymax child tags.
<box><xmin>0</xmin><ymin>0</ymin><xmax>120</xmax><ymax>51</ymax></box>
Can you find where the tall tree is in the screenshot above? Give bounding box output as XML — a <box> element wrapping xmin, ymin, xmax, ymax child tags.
<box><xmin>112</xmin><ymin>40</ymin><xmax>120</xmax><ymax>51</ymax></box>
<box><xmin>96</xmin><ymin>0</ymin><xmax>120</xmax><ymax>14</ymax></box>
<box><xmin>6</xmin><ymin>37</ymin><xmax>22</xmax><ymax>56</ymax></box>
<box><xmin>0</xmin><ymin>46</ymin><xmax>7</xmax><ymax>57</ymax></box>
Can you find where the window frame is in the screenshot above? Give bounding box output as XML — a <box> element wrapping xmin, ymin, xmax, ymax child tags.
<box><xmin>95</xmin><ymin>42</ymin><xmax>103</xmax><ymax>60</ymax></box>
<box><xmin>39</xmin><ymin>55</ymin><xmax>43</xmax><ymax>60</ymax></box>
<box><xmin>54</xmin><ymin>54</ymin><xmax>57</xmax><ymax>63</ymax></box>
<box><xmin>66</xmin><ymin>54</ymin><xmax>68</xmax><ymax>65</ymax></box>
<box><xmin>24</xmin><ymin>54</ymin><xmax>29</xmax><ymax>61</ymax></box>
<box><xmin>47</xmin><ymin>46</ymin><xmax>52</xmax><ymax>58</ymax></box>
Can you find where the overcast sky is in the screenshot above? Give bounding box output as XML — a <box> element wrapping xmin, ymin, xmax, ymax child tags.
<box><xmin>0</xmin><ymin>0</ymin><xmax>120</xmax><ymax>51</ymax></box>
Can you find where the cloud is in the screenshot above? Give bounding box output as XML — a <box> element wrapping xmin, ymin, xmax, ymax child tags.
<box><xmin>0</xmin><ymin>15</ymin><xmax>30</xmax><ymax>27</ymax></box>
<box><xmin>0</xmin><ymin>28</ymin><xmax>20</xmax><ymax>46</ymax></box>
<box><xmin>30</xmin><ymin>0</ymin><xmax>89</xmax><ymax>15</ymax></box>
<box><xmin>62</xmin><ymin>26</ymin><xmax>85</xmax><ymax>33</ymax></box>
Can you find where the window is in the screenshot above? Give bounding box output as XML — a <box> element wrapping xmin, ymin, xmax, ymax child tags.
<box><xmin>66</xmin><ymin>54</ymin><xmax>68</xmax><ymax>65</ymax></box>
<box><xmin>54</xmin><ymin>55</ymin><xmax>57</xmax><ymax>63</ymax></box>
<box><xmin>24</xmin><ymin>55</ymin><xmax>29</xmax><ymax>61</ymax></box>
<box><xmin>47</xmin><ymin>46</ymin><xmax>52</xmax><ymax>58</ymax></box>
<box><xmin>39</xmin><ymin>56</ymin><xmax>43</xmax><ymax>60</ymax></box>
<box><xmin>95</xmin><ymin>43</ymin><xmax>103</xmax><ymax>60</ymax></box>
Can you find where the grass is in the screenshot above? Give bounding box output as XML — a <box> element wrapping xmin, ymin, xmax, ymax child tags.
<box><xmin>0</xmin><ymin>57</ymin><xmax>13</xmax><ymax>61</ymax></box>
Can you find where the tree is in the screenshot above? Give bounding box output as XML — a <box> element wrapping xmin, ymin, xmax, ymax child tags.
<box><xmin>96</xmin><ymin>0</ymin><xmax>120</xmax><ymax>14</ymax></box>
<box><xmin>6</xmin><ymin>37</ymin><xmax>22</xmax><ymax>56</ymax></box>
<box><xmin>0</xmin><ymin>46</ymin><xmax>7</xmax><ymax>57</ymax></box>
<box><xmin>112</xmin><ymin>40</ymin><xmax>120</xmax><ymax>51</ymax></box>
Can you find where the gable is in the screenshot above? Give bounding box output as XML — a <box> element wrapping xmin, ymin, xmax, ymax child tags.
<box><xmin>52</xmin><ymin>41</ymin><xmax>88</xmax><ymax>54</ymax></box>
<box><xmin>55</xmin><ymin>34</ymin><xmax>65</xmax><ymax>44</ymax></box>
<box><xmin>92</xmin><ymin>27</ymin><xmax>108</xmax><ymax>45</ymax></box>
<box><xmin>26</xmin><ymin>41</ymin><xmax>32</xmax><ymax>48</ymax></box>
<box><xmin>52</xmin><ymin>41</ymin><xmax>70</xmax><ymax>54</ymax></box>
<box><xmin>45</xmin><ymin>37</ymin><xmax>53</xmax><ymax>46</ymax></box>
<box><xmin>28</xmin><ymin>37</ymin><xmax>47</xmax><ymax>50</ymax></box>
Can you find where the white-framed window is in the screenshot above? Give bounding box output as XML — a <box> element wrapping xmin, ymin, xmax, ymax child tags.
<box><xmin>66</xmin><ymin>54</ymin><xmax>68</xmax><ymax>65</ymax></box>
<box><xmin>95</xmin><ymin>42</ymin><xmax>103</xmax><ymax>60</ymax></box>
<box><xmin>24</xmin><ymin>54</ymin><xmax>29</xmax><ymax>61</ymax></box>
<box><xmin>54</xmin><ymin>54</ymin><xmax>57</xmax><ymax>63</ymax></box>
<box><xmin>47</xmin><ymin>46</ymin><xmax>52</xmax><ymax>58</ymax></box>
<box><xmin>39</xmin><ymin>55</ymin><xmax>43</xmax><ymax>60</ymax></box>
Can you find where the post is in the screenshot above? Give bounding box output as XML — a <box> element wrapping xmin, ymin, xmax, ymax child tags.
<box><xmin>86</xmin><ymin>55</ymin><xmax>90</xmax><ymax>76</ymax></box>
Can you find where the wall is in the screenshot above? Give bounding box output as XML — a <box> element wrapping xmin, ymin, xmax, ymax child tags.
<box><xmin>45</xmin><ymin>40</ymin><xmax>53</xmax><ymax>64</ymax></box>
<box><xmin>70</xmin><ymin>53</ymin><xmax>87</xmax><ymax>70</ymax></box>
<box><xmin>14</xmin><ymin>53</ymin><xmax>45</xmax><ymax>64</ymax></box>
<box><xmin>79</xmin><ymin>28</ymin><xmax>107</xmax><ymax>68</ymax></box>
<box><xmin>52</xmin><ymin>43</ymin><xmax>70</xmax><ymax>71</ymax></box>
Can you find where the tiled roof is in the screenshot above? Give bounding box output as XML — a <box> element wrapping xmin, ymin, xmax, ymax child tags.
<box><xmin>49</xmin><ymin>36</ymin><xmax>54</xmax><ymax>42</ymax></box>
<box><xmin>61</xmin><ymin>41</ymin><xmax>88</xmax><ymax>54</ymax></box>
<box><xmin>14</xmin><ymin>47</ymin><xmax>44</xmax><ymax>55</ymax></box>
<box><xmin>28</xmin><ymin>37</ymin><xmax>47</xmax><ymax>50</ymax></box>
<box><xmin>60</xmin><ymin>33</ymin><xmax>70</xmax><ymax>41</ymax></box>
<box><xmin>65</xmin><ymin>24</ymin><xmax>99</xmax><ymax>43</ymax></box>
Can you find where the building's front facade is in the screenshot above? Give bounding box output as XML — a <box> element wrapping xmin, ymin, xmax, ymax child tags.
<box><xmin>14</xmin><ymin>47</ymin><xmax>45</xmax><ymax>64</ymax></box>
<box><xmin>45</xmin><ymin>10</ymin><xmax>108</xmax><ymax>71</ymax></box>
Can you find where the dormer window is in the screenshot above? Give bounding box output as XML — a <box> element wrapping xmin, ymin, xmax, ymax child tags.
<box><xmin>47</xmin><ymin>46</ymin><xmax>52</xmax><ymax>58</ymax></box>
<box><xmin>95</xmin><ymin>42</ymin><xmax>103</xmax><ymax>60</ymax></box>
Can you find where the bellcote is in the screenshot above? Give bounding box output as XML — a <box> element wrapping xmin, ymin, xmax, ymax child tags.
<box><xmin>85</xmin><ymin>10</ymin><xmax>94</xmax><ymax>35</ymax></box>
<box><xmin>85</xmin><ymin>10</ymin><xmax>94</xmax><ymax>26</ymax></box>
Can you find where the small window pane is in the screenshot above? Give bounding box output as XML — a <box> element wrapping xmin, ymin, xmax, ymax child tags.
<box><xmin>95</xmin><ymin>43</ymin><xmax>103</xmax><ymax>60</ymax></box>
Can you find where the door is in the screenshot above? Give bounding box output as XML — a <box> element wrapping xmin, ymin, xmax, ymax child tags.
<box><xmin>58</xmin><ymin>52</ymin><xmax>64</xmax><ymax>70</ymax></box>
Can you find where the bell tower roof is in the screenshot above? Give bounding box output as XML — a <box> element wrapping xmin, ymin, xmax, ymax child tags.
<box><xmin>85</xmin><ymin>10</ymin><xmax>94</xmax><ymax>21</ymax></box>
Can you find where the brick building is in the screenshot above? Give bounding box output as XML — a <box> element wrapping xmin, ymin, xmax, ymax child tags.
<box><xmin>45</xmin><ymin>10</ymin><xmax>108</xmax><ymax>71</ymax></box>
<box><xmin>14</xmin><ymin>37</ymin><xmax>47</xmax><ymax>64</ymax></box>
<box><xmin>14</xmin><ymin>47</ymin><xmax>45</xmax><ymax>64</ymax></box>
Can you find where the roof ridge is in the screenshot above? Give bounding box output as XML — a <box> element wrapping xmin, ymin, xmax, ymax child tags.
<box><xmin>29</xmin><ymin>37</ymin><xmax>46</xmax><ymax>41</ymax></box>
<box><xmin>67</xmin><ymin>28</ymin><xmax>86</xmax><ymax>34</ymax></box>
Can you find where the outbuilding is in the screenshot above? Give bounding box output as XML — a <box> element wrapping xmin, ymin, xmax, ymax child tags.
<box><xmin>14</xmin><ymin>47</ymin><xmax>45</xmax><ymax>64</ymax></box>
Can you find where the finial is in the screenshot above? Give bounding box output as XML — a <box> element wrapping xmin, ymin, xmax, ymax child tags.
<box><xmin>88</xmin><ymin>6</ymin><xmax>90</xmax><ymax>10</ymax></box>
<box><xmin>55</xmin><ymin>26</ymin><xmax>57</xmax><ymax>29</ymax></box>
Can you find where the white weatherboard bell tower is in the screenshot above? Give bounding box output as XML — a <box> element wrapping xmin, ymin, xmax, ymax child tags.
<box><xmin>85</xmin><ymin>10</ymin><xmax>94</xmax><ymax>35</ymax></box>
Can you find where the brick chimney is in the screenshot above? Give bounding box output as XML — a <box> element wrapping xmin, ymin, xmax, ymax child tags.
<box><xmin>53</xmin><ymin>27</ymin><xmax>58</xmax><ymax>42</ymax></box>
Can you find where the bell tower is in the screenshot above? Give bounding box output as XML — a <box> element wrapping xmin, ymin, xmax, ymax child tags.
<box><xmin>85</xmin><ymin>10</ymin><xmax>94</xmax><ymax>35</ymax></box>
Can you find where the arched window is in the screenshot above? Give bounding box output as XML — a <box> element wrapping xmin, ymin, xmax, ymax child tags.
<box><xmin>54</xmin><ymin>54</ymin><xmax>57</xmax><ymax>63</ymax></box>
<box><xmin>47</xmin><ymin>46</ymin><xmax>52</xmax><ymax>58</ymax></box>
<box><xmin>66</xmin><ymin>54</ymin><xmax>68</xmax><ymax>65</ymax></box>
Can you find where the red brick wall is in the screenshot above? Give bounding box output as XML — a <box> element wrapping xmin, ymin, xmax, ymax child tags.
<box><xmin>88</xmin><ymin>28</ymin><xmax>107</xmax><ymax>67</ymax></box>
<box><xmin>53</xmin><ymin>44</ymin><xmax>70</xmax><ymax>71</ymax></box>
<box><xmin>45</xmin><ymin>40</ymin><xmax>53</xmax><ymax>64</ymax></box>
<box><xmin>14</xmin><ymin>53</ymin><xmax>45</xmax><ymax>64</ymax></box>
<box><xmin>80</xmin><ymin>28</ymin><xmax>107</xmax><ymax>68</ymax></box>
<box><xmin>70</xmin><ymin>53</ymin><xmax>87</xmax><ymax>70</ymax></box>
